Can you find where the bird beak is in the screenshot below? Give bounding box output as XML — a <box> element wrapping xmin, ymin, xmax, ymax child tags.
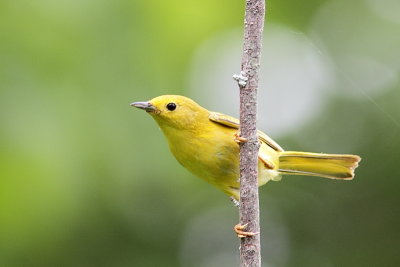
<box><xmin>130</xmin><ymin>101</ymin><xmax>156</xmax><ymax>112</ymax></box>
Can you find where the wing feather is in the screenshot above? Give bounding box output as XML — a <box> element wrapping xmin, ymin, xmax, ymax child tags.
<box><xmin>209</xmin><ymin>112</ymin><xmax>284</xmax><ymax>152</ymax></box>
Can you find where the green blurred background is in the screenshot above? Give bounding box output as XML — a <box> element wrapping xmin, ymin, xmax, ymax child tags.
<box><xmin>1</xmin><ymin>0</ymin><xmax>399</xmax><ymax>266</ymax></box>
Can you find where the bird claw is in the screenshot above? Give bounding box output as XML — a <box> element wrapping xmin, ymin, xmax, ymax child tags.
<box><xmin>234</xmin><ymin>223</ymin><xmax>259</xmax><ymax>238</ymax></box>
<box><xmin>234</xmin><ymin>132</ymin><xmax>248</xmax><ymax>143</ymax></box>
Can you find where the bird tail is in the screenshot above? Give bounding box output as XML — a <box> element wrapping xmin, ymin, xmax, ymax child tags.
<box><xmin>278</xmin><ymin>151</ymin><xmax>361</xmax><ymax>180</ymax></box>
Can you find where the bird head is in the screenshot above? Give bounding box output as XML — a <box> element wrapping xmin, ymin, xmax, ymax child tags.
<box><xmin>131</xmin><ymin>95</ymin><xmax>209</xmax><ymax>130</ymax></box>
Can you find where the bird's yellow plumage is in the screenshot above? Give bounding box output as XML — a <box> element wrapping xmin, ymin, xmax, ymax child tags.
<box><xmin>131</xmin><ymin>95</ymin><xmax>361</xmax><ymax>200</ymax></box>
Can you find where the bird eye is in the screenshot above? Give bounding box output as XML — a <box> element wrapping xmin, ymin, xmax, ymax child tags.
<box><xmin>166</xmin><ymin>102</ymin><xmax>177</xmax><ymax>111</ymax></box>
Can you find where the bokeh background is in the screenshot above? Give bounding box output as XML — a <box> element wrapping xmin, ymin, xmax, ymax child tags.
<box><xmin>1</xmin><ymin>0</ymin><xmax>399</xmax><ymax>266</ymax></box>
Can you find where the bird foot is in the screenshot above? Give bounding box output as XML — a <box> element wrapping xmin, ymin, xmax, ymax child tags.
<box><xmin>230</xmin><ymin>196</ymin><xmax>240</xmax><ymax>207</ymax></box>
<box><xmin>234</xmin><ymin>132</ymin><xmax>248</xmax><ymax>143</ymax></box>
<box><xmin>234</xmin><ymin>223</ymin><xmax>259</xmax><ymax>238</ymax></box>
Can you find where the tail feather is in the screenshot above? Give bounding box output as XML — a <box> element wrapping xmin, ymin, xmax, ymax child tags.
<box><xmin>278</xmin><ymin>151</ymin><xmax>361</xmax><ymax>180</ymax></box>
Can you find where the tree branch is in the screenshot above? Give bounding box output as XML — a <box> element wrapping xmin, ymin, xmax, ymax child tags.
<box><xmin>235</xmin><ymin>0</ymin><xmax>265</xmax><ymax>266</ymax></box>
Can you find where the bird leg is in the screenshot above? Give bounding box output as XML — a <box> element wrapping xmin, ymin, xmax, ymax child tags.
<box><xmin>234</xmin><ymin>132</ymin><xmax>248</xmax><ymax>143</ymax></box>
<box><xmin>234</xmin><ymin>223</ymin><xmax>259</xmax><ymax>238</ymax></box>
<box><xmin>230</xmin><ymin>196</ymin><xmax>240</xmax><ymax>207</ymax></box>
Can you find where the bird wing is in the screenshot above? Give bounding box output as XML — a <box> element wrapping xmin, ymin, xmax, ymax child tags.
<box><xmin>209</xmin><ymin>112</ymin><xmax>284</xmax><ymax>152</ymax></box>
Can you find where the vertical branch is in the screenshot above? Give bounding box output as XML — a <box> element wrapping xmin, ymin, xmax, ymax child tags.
<box><xmin>234</xmin><ymin>0</ymin><xmax>265</xmax><ymax>266</ymax></box>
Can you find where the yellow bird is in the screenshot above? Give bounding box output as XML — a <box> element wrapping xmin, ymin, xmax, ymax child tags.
<box><xmin>131</xmin><ymin>95</ymin><xmax>361</xmax><ymax>201</ymax></box>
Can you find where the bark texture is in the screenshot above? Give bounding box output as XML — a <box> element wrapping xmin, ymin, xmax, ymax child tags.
<box><xmin>237</xmin><ymin>0</ymin><xmax>265</xmax><ymax>266</ymax></box>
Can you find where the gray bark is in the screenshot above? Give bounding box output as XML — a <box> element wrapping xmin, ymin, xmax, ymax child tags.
<box><xmin>236</xmin><ymin>0</ymin><xmax>265</xmax><ymax>266</ymax></box>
